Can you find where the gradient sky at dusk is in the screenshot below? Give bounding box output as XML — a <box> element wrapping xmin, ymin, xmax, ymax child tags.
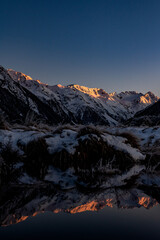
<box><xmin>1</xmin><ymin>0</ymin><xmax>160</xmax><ymax>95</ymax></box>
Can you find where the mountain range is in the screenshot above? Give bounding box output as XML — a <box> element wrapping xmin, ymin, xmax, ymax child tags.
<box><xmin>0</xmin><ymin>65</ymin><xmax>159</xmax><ymax>126</ymax></box>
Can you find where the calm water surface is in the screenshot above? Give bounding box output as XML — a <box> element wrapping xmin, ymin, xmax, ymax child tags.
<box><xmin>0</xmin><ymin>204</ymin><xmax>160</xmax><ymax>240</ymax></box>
<box><xmin>1</xmin><ymin>163</ymin><xmax>160</xmax><ymax>240</ymax></box>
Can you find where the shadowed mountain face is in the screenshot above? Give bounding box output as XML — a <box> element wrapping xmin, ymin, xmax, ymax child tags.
<box><xmin>135</xmin><ymin>99</ymin><xmax>160</xmax><ymax>117</ymax></box>
<box><xmin>128</xmin><ymin>99</ymin><xmax>160</xmax><ymax>126</ymax></box>
<box><xmin>0</xmin><ymin>164</ymin><xmax>159</xmax><ymax>227</ymax></box>
<box><xmin>0</xmin><ymin>66</ymin><xmax>73</xmax><ymax>125</ymax></box>
<box><xmin>0</xmin><ymin>66</ymin><xmax>159</xmax><ymax>126</ymax></box>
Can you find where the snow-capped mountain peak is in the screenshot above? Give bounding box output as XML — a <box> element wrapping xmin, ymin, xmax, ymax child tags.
<box><xmin>67</xmin><ymin>84</ymin><xmax>110</xmax><ymax>99</ymax></box>
<box><xmin>8</xmin><ymin>69</ymin><xmax>33</xmax><ymax>81</ymax></box>
<box><xmin>8</xmin><ymin>69</ymin><xmax>45</xmax><ymax>86</ymax></box>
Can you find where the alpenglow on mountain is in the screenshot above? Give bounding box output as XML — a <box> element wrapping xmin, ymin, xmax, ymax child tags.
<box><xmin>0</xmin><ymin>65</ymin><xmax>159</xmax><ymax>126</ymax></box>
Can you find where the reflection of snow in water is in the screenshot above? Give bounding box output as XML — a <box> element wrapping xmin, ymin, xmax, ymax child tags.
<box><xmin>0</xmin><ymin>166</ymin><xmax>159</xmax><ymax>227</ymax></box>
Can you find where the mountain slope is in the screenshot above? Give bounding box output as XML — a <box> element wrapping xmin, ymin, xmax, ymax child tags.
<box><xmin>0</xmin><ymin>66</ymin><xmax>158</xmax><ymax>126</ymax></box>
<box><xmin>8</xmin><ymin>68</ymin><xmax>159</xmax><ymax>121</ymax></box>
<box><xmin>128</xmin><ymin>99</ymin><xmax>160</xmax><ymax>126</ymax></box>
<box><xmin>0</xmin><ymin>66</ymin><xmax>73</xmax><ymax>124</ymax></box>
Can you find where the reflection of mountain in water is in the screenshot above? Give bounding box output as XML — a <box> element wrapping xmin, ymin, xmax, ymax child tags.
<box><xmin>0</xmin><ymin>165</ymin><xmax>160</xmax><ymax>227</ymax></box>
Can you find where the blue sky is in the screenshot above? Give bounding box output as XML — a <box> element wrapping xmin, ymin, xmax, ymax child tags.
<box><xmin>1</xmin><ymin>0</ymin><xmax>160</xmax><ymax>95</ymax></box>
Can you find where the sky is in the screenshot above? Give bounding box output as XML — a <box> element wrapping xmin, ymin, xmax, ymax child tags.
<box><xmin>1</xmin><ymin>0</ymin><xmax>160</xmax><ymax>95</ymax></box>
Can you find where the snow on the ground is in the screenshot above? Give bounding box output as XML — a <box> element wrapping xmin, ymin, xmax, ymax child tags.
<box><xmin>102</xmin><ymin>133</ymin><xmax>145</xmax><ymax>160</ymax></box>
<box><xmin>46</xmin><ymin>129</ymin><xmax>78</xmax><ymax>155</ymax></box>
<box><xmin>107</xmin><ymin>126</ymin><xmax>160</xmax><ymax>151</ymax></box>
<box><xmin>45</xmin><ymin>128</ymin><xmax>145</xmax><ymax>160</ymax></box>
<box><xmin>0</xmin><ymin>126</ymin><xmax>160</xmax><ymax>161</ymax></box>
<box><xmin>0</xmin><ymin>129</ymin><xmax>45</xmax><ymax>155</ymax></box>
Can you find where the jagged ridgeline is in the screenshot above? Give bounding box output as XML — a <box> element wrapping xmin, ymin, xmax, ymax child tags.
<box><xmin>0</xmin><ymin>65</ymin><xmax>159</xmax><ymax>126</ymax></box>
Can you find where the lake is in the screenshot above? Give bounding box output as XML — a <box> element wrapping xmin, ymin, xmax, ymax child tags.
<box><xmin>0</xmin><ymin>178</ymin><xmax>160</xmax><ymax>240</ymax></box>
<box><xmin>0</xmin><ymin>205</ymin><xmax>160</xmax><ymax>240</ymax></box>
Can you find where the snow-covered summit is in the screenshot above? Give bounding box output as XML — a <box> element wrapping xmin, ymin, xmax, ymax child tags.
<box><xmin>8</xmin><ymin>69</ymin><xmax>48</xmax><ymax>87</ymax></box>
<box><xmin>67</xmin><ymin>84</ymin><xmax>110</xmax><ymax>99</ymax></box>
<box><xmin>8</xmin><ymin>69</ymin><xmax>33</xmax><ymax>81</ymax></box>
